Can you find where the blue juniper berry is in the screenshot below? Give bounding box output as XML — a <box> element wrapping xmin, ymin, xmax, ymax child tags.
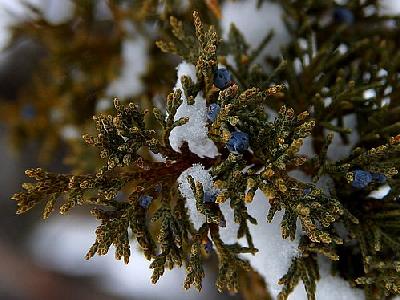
<box><xmin>21</xmin><ymin>104</ymin><xmax>36</xmax><ymax>120</ymax></box>
<box><xmin>352</xmin><ymin>170</ymin><xmax>373</xmax><ymax>189</ymax></box>
<box><xmin>154</xmin><ymin>184</ymin><xmax>162</xmax><ymax>193</ymax></box>
<box><xmin>371</xmin><ymin>173</ymin><xmax>387</xmax><ymax>184</ymax></box>
<box><xmin>214</xmin><ymin>68</ymin><xmax>231</xmax><ymax>90</ymax></box>
<box><xmin>207</xmin><ymin>103</ymin><xmax>221</xmax><ymax>122</ymax></box>
<box><xmin>226</xmin><ymin>131</ymin><xmax>249</xmax><ymax>153</ymax></box>
<box><xmin>139</xmin><ymin>195</ymin><xmax>153</xmax><ymax>208</ymax></box>
<box><xmin>303</xmin><ymin>188</ymin><xmax>312</xmax><ymax>195</ymax></box>
<box><xmin>204</xmin><ymin>239</ymin><xmax>213</xmax><ymax>253</ymax></box>
<box><xmin>203</xmin><ymin>190</ymin><xmax>218</xmax><ymax>203</ymax></box>
<box><xmin>333</xmin><ymin>7</ymin><xmax>354</xmax><ymax>25</ymax></box>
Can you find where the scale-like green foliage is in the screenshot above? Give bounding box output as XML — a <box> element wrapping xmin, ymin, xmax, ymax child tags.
<box><xmin>8</xmin><ymin>1</ymin><xmax>400</xmax><ymax>300</ymax></box>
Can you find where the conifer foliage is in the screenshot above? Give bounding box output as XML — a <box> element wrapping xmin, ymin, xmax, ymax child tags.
<box><xmin>7</xmin><ymin>1</ymin><xmax>400</xmax><ymax>299</ymax></box>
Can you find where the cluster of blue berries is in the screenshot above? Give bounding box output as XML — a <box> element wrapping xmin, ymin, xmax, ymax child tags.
<box><xmin>352</xmin><ymin>169</ymin><xmax>386</xmax><ymax>189</ymax></box>
<box><xmin>139</xmin><ymin>195</ymin><xmax>153</xmax><ymax>208</ymax></box>
<box><xmin>209</xmin><ymin>68</ymin><xmax>250</xmax><ymax>153</ymax></box>
<box><xmin>207</xmin><ymin>67</ymin><xmax>231</xmax><ymax>123</ymax></box>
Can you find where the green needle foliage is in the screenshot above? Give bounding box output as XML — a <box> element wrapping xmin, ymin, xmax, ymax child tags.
<box><xmin>7</xmin><ymin>1</ymin><xmax>400</xmax><ymax>299</ymax></box>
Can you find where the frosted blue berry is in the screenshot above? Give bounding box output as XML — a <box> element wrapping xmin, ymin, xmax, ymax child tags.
<box><xmin>371</xmin><ymin>173</ymin><xmax>386</xmax><ymax>184</ymax></box>
<box><xmin>226</xmin><ymin>131</ymin><xmax>249</xmax><ymax>153</ymax></box>
<box><xmin>333</xmin><ymin>8</ymin><xmax>354</xmax><ymax>24</ymax></box>
<box><xmin>304</xmin><ymin>188</ymin><xmax>312</xmax><ymax>195</ymax></box>
<box><xmin>207</xmin><ymin>103</ymin><xmax>221</xmax><ymax>122</ymax></box>
<box><xmin>154</xmin><ymin>184</ymin><xmax>162</xmax><ymax>192</ymax></box>
<box><xmin>204</xmin><ymin>239</ymin><xmax>213</xmax><ymax>253</ymax></box>
<box><xmin>21</xmin><ymin>104</ymin><xmax>36</xmax><ymax>120</ymax></box>
<box><xmin>214</xmin><ymin>68</ymin><xmax>231</xmax><ymax>90</ymax></box>
<box><xmin>352</xmin><ymin>170</ymin><xmax>372</xmax><ymax>189</ymax></box>
<box><xmin>139</xmin><ymin>195</ymin><xmax>153</xmax><ymax>208</ymax></box>
<box><xmin>203</xmin><ymin>191</ymin><xmax>218</xmax><ymax>203</ymax></box>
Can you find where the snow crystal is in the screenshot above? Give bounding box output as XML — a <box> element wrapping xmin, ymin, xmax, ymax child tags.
<box><xmin>314</xmin><ymin>256</ymin><xmax>363</xmax><ymax>300</ymax></box>
<box><xmin>243</xmin><ymin>190</ymin><xmax>365</xmax><ymax>300</ymax></box>
<box><xmin>287</xmin><ymin>256</ymin><xmax>365</xmax><ymax>300</ymax></box>
<box><xmin>169</xmin><ymin>93</ymin><xmax>219</xmax><ymax>158</ymax></box>
<box><xmin>219</xmin><ymin>199</ymin><xmax>240</xmax><ymax>244</ymax></box>
<box><xmin>178</xmin><ymin>164</ymin><xmax>214</xmax><ymax>229</ymax></box>
<box><xmin>242</xmin><ymin>189</ymin><xmax>301</xmax><ymax>298</ymax></box>
<box><xmin>314</xmin><ymin>274</ymin><xmax>364</xmax><ymax>300</ymax></box>
<box><xmin>368</xmin><ymin>184</ymin><xmax>391</xmax><ymax>199</ymax></box>
<box><xmin>149</xmin><ymin>151</ymin><xmax>166</xmax><ymax>163</ymax></box>
<box><xmin>169</xmin><ymin>62</ymin><xmax>219</xmax><ymax>158</ymax></box>
<box><xmin>177</xmin><ymin>164</ymin><xmax>238</xmax><ymax>243</ymax></box>
<box><xmin>174</xmin><ymin>61</ymin><xmax>198</xmax><ymax>97</ymax></box>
